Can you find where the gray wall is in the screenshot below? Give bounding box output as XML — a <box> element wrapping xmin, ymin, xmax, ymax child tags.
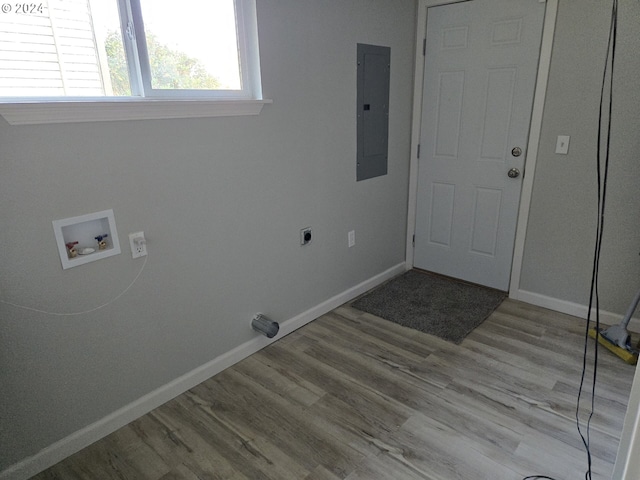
<box><xmin>521</xmin><ymin>0</ymin><xmax>640</xmax><ymax>312</ymax></box>
<box><xmin>0</xmin><ymin>0</ymin><xmax>416</xmax><ymax>470</ymax></box>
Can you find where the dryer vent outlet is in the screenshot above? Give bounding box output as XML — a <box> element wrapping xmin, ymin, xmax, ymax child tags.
<box><xmin>251</xmin><ymin>314</ymin><xmax>279</xmax><ymax>338</ymax></box>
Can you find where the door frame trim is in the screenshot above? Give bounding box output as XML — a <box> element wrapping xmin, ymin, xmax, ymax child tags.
<box><xmin>405</xmin><ymin>0</ymin><xmax>558</xmax><ymax>296</ymax></box>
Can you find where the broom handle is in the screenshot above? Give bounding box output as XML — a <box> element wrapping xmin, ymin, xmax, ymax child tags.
<box><xmin>621</xmin><ymin>288</ymin><xmax>640</xmax><ymax>329</ymax></box>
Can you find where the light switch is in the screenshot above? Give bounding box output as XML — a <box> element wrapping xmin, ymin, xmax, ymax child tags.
<box><xmin>556</xmin><ymin>135</ymin><xmax>570</xmax><ymax>154</ymax></box>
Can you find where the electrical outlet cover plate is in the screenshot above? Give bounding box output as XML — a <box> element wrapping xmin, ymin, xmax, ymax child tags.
<box><xmin>348</xmin><ymin>230</ymin><xmax>356</xmax><ymax>248</ymax></box>
<box><xmin>300</xmin><ymin>227</ymin><xmax>312</xmax><ymax>245</ymax></box>
<box><xmin>129</xmin><ymin>232</ymin><xmax>147</xmax><ymax>258</ymax></box>
<box><xmin>556</xmin><ymin>135</ymin><xmax>570</xmax><ymax>154</ymax></box>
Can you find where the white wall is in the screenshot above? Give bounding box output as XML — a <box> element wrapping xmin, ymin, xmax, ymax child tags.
<box><xmin>0</xmin><ymin>0</ymin><xmax>417</xmax><ymax>475</ymax></box>
<box><xmin>519</xmin><ymin>0</ymin><xmax>640</xmax><ymax>314</ymax></box>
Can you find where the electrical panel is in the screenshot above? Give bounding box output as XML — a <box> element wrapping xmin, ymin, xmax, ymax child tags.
<box><xmin>356</xmin><ymin>43</ymin><xmax>391</xmax><ymax>181</ymax></box>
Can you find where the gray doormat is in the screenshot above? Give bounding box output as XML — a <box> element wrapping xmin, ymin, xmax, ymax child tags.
<box><xmin>351</xmin><ymin>270</ymin><xmax>506</xmax><ymax>344</ymax></box>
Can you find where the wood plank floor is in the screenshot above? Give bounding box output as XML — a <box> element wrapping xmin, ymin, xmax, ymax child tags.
<box><xmin>33</xmin><ymin>299</ymin><xmax>636</xmax><ymax>480</ymax></box>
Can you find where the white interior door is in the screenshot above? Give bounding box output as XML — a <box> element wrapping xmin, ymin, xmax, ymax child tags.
<box><xmin>413</xmin><ymin>0</ymin><xmax>545</xmax><ymax>291</ymax></box>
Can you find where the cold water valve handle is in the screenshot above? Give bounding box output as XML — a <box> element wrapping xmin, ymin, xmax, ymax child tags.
<box><xmin>95</xmin><ymin>234</ymin><xmax>109</xmax><ymax>250</ymax></box>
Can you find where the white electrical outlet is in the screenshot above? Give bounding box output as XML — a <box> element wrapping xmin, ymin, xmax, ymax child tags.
<box><xmin>129</xmin><ymin>232</ymin><xmax>147</xmax><ymax>258</ymax></box>
<box><xmin>348</xmin><ymin>230</ymin><xmax>356</xmax><ymax>248</ymax></box>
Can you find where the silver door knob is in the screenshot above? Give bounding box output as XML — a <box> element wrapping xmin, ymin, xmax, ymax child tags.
<box><xmin>507</xmin><ymin>168</ymin><xmax>520</xmax><ymax>178</ymax></box>
<box><xmin>511</xmin><ymin>147</ymin><xmax>522</xmax><ymax>157</ymax></box>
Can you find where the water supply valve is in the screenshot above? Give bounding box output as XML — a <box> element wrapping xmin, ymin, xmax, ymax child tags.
<box><xmin>65</xmin><ymin>241</ymin><xmax>79</xmax><ymax>258</ymax></box>
<box><xmin>94</xmin><ymin>234</ymin><xmax>109</xmax><ymax>250</ymax></box>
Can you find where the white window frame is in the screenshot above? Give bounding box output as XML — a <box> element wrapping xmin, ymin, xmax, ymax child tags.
<box><xmin>0</xmin><ymin>0</ymin><xmax>270</xmax><ymax>125</ymax></box>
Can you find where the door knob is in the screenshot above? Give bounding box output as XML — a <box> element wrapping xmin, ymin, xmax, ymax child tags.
<box><xmin>507</xmin><ymin>168</ymin><xmax>520</xmax><ymax>178</ymax></box>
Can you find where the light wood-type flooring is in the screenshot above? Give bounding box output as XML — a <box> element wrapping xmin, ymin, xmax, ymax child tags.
<box><xmin>33</xmin><ymin>299</ymin><xmax>637</xmax><ymax>479</ymax></box>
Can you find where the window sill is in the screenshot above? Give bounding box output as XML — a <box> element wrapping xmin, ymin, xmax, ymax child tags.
<box><xmin>0</xmin><ymin>98</ymin><xmax>272</xmax><ymax>125</ymax></box>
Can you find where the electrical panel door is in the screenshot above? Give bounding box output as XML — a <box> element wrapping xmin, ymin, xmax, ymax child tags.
<box><xmin>357</xmin><ymin>43</ymin><xmax>390</xmax><ymax>181</ymax></box>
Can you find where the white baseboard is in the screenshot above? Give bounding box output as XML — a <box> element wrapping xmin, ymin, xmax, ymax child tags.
<box><xmin>511</xmin><ymin>289</ymin><xmax>640</xmax><ymax>332</ymax></box>
<box><xmin>1</xmin><ymin>262</ymin><xmax>407</xmax><ymax>480</ymax></box>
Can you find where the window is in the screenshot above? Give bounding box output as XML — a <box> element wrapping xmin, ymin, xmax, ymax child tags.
<box><xmin>0</xmin><ymin>0</ymin><xmax>268</xmax><ymax>123</ymax></box>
